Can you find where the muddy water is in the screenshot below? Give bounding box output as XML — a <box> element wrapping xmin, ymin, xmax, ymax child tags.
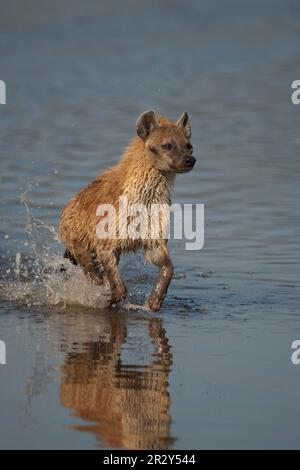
<box><xmin>1</xmin><ymin>0</ymin><xmax>300</xmax><ymax>449</ymax></box>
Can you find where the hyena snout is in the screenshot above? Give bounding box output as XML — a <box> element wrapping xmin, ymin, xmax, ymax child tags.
<box><xmin>184</xmin><ymin>155</ymin><xmax>196</xmax><ymax>168</ymax></box>
<box><xmin>174</xmin><ymin>154</ymin><xmax>196</xmax><ymax>173</ymax></box>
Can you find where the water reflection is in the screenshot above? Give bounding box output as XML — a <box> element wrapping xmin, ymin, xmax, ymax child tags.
<box><xmin>49</xmin><ymin>309</ymin><xmax>174</xmax><ymax>449</ymax></box>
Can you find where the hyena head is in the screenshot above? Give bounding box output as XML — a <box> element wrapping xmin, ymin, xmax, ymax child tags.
<box><xmin>136</xmin><ymin>110</ymin><xmax>196</xmax><ymax>173</ymax></box>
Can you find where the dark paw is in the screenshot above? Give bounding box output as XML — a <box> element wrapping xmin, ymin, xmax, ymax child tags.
<box><xmin>60</xmin><ymin>264</ymin><xmax>67</xmax><ymax>273</ymax></box>
<box><xmin>109</xmin><ymin>287</ymin><xmax>127</xmax><ymax>307</ymax></box>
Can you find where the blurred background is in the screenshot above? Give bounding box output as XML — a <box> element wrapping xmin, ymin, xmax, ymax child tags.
<box><xmin>0</xmin><ymin>0</ymin><xmax>300</xmax><ymax>450</ymax></box>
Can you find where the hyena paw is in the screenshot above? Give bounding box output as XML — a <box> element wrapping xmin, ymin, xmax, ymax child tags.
<box><xmin>109</xmin><ymin>286</ymin><xmax>127</xmax><ymax>306</ymax></box>
<box><xmin>147</xmin><ymin>296</ymin><xmax>163</xmax><ymax>312</ymax></box>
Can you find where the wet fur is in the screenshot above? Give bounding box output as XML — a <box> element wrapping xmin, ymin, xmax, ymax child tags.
<box><xmin>59</xmin><ymin>112</ymin><xmax>194</xmax><ymax>310</ymax></box>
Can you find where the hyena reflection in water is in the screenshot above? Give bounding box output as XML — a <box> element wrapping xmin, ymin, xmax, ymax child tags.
<box><xmin>58</xmin><ymin>312</ymin><xmax>174</xmax><ymax>450</ymax></box>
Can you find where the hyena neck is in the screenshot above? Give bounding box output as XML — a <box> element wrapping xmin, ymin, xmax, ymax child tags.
<box><xmin>121</xmin><ymin>137</ymin><xmax>175</xmax><ymax>205</ymax></box>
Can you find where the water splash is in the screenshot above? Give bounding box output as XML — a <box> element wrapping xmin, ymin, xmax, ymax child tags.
<box><xmin>0</xmin><ymin>189</ymin><xmax>109</xmax><ymax>309</ymax></box>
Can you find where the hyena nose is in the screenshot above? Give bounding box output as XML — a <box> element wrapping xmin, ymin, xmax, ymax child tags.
<box><xmin>185</xmin><ymin>156</ymin><xmax>196</xmax><ymax>167</ymax></box>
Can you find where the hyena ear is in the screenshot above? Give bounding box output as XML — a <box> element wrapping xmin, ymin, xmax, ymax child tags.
<box><xmin>176</xmin><ymin>111</ymin><xmax>191</xmax><ymax>139</ymax></box>
<box><xmin>136</xmin><ymin>110</ymin><xmax>160</xmax><ymax>141</ymax></box>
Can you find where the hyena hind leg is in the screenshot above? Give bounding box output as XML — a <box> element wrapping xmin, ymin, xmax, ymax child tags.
<box><xmin>63</xmin><ymin>249</ymin><xmax>77</xmax><ymax>265</ymax></box>
<box><xmin>60</xmin><ymin>249</ymin><xmax>77</xmax><ymax>273</ymax></box>
<box><xmin>61</xmin><ymin>247</ymin><xmax>104</xmax><ymax>286</ymax></box>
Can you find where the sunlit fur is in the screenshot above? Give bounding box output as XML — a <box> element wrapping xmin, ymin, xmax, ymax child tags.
<box><xmin>59</xmin><ymin>111</ymin><xmax>194</xmax><ymax>310</ymax></box>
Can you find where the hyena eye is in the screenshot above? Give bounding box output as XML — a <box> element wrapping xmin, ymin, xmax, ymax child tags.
<box><xmin>186</xmin><ymin>142</ymin><xmax>193</xmax><ymax>151</ymax></box>
<box><xmin>149</xmin><ymin>145</ymin><xmax>156</xmax><ymax>152</ymax></box>
<box><xmin>162</xmin><ymin>143</ymin><xmax>172</xmax><ymax>150</ymax></box>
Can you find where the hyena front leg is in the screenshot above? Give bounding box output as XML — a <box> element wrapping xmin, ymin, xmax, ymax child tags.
<box><xmin>98</xmin><ymin>251</ymin><xmax>127</xmax><ymax>305</ymax></box>
<box><xmin>145</xmin><ymin>244</ymin><xmax>173</xmax><ymax>311</ymax></box>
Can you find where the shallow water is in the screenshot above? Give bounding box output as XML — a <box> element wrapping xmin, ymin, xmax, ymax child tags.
<box><xmin>1</xmin><ymin>0</ymin><xmax>300</xmax><ymax>449</ymax></box>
